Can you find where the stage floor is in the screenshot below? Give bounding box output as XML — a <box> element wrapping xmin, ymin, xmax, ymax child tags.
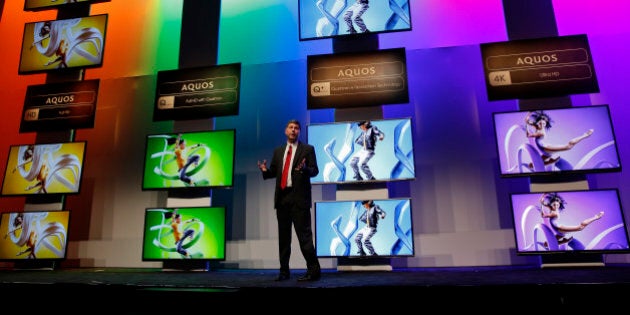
<box><xmin>2</xmin><ymin>264</ymin><xmax>630</xmax><ymax>311</ymax></box>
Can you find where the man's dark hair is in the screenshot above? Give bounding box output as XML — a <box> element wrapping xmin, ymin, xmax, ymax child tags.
<box><xmin>287</xmin><ymin>119</ymin><xmax>301</xmax><ymax>129</ymax></box>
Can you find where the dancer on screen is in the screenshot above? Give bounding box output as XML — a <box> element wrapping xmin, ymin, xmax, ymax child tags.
<box><xmin>350</xmin><ymin>120</ymin><xmax>384</xmax><ymax>180</ymax></box>
<box><xmin>538</xmin><ymin>192</ymin><xmax>604</xmax><ymax>250</ymax></box>
<box><xmin>355</xmin><ymin>200</ymin><xmax>386</xmax><ymax>256</ymax></box>
<box><xmin>524</xmin><ymin>110</ymin><xmax>593</xmax><ymax>171</ymax></box>
<box><xmin>343</xmin><ymin>0</ymin><xmax>370</xmax><ymax>34</ymax></box>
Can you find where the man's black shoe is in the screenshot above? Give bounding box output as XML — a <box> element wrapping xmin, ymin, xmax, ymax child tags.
<box><xmin>297</xmin><ymin>272</ymin><xmax>320</xmax><ymax>282</ymax></box>
<box><xmin>275</xmin><ymin>273</ymin><xmax>290</xmax><ymax>281</ymax></box>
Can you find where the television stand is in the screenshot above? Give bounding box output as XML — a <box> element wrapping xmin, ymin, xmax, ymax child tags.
<box><xmin>336</xmin><ymin>257</ymin><xmax>392</xmax><ymax>271</ymax></box>
<box><xmin>539</xmin><ymin>253</ymin><xmax>604</xmax><ymax>268</ymax></box>
<box><xmin>162</xmin><ymin>260</ymin><xmax>210</xmax><ymax>272</ymax></box>
<box><xmin>13</xmin><ymin>260</ymin><xmax>57</xmax><ymax>271</ymax></box>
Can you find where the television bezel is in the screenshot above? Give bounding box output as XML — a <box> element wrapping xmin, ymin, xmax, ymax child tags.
<box><xmin>491</xmin><ymin>105</ymin><xmax>622</xmax><ymax>178</ymax></box>
<box><xmin>24</xmin><ymin>0</ymin><xmax>111</xmax><ymax>11</ymax></box>
<box><xmin>141</xmin><ymin>129</ymin><xmax>236</xmax><ymax>192</ymax></box>
<box><xmin>141</xmin><ymin>206</ymin><xmax>227</xmax><ymax>262</ymax></box>
<box><xmin>297</xmin><ymin>0</ymin><xmax>413</xmax><ymax>41</ymax></box>
<box><xmin>307</xmin><ymin>117</ymin><xmax>416</xmax><ymax>185</ymax></box>
<box><xmin>1</xmin><ymin>141</ymin><xmax>87</xmax><ymax>197</ymax></box>
<box><xmin>314</xmin><ymin>197</ymin><xmax>415</xmax><ymax>258</ymax></box>
<box><xmin>18</xmin><ymin>14</ymin><xmax>109</xmax><ymax>75</ymax></box>
<box><xmin>509</xmin><ymin>188</ymin><xmax>630</xmax><ymax>256</ymax></box>
<box><xmin>0</xmin><ymin>210</ymin><xmax>71</xmax><ymax>261</ymax></box>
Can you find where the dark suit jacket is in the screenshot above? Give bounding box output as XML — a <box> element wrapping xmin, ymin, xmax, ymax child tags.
<box><xmin>262</xmin><ymin>141</ymin><xmax>319</xmax><ymax>209</ymax></box>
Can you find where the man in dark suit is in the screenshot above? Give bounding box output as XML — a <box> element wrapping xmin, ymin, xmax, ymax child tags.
<box><xmin>257</xmin><ymin>119</ymin><xmax>321</xmax><ymax>281</ymax></box>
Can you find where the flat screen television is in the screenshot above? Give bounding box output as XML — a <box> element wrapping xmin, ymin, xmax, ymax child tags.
<box><xmin>24</xmin><ymin>0</ymin><xmax>111</xmax><ymax>11</ymax></box>
<box><xmin>510</xmin><ymin>189</ymin><xmax>630</xmax><ymax>255</ymax></box>
<box><xmin>0</xmin><ymin>210</ymin><xmax>70</xmax><ymax>261</ymax></box>
<box><xmin>492</xmin><ymin>105</ymin><xmax>621</xmax><ymax>178</ymax></box>
<box><xmin>1</xmin><ymin>141</ymin><xmax>87</xmax><ymax>196</ymax></box>
<box><xmin>308</xmin><ymin>117</ymin><xmax>415</xmax><ymax>184</ymax></box>
<box><xmin>315</xmin><ymin>198</ymin><xmax>414</xmax><ymax>258</ymax></box>
<box><xmin>142</xmin><ymin>206</ymin><xmax>226</xmax><ymax>261</ymax></box>
<box><xmin>18</xmin><ymin>14</ymin><xmax>108</xmax><ymax>74</ymax></box>
<box><xmin>298</xmin><ymin>0</ymin><xmax>412</xmax><ymax>41</ymax></box>
<box><xmin>142</xmin><ymin>129</ymin><xmax>236</xmax><ymax>191</ymax></box>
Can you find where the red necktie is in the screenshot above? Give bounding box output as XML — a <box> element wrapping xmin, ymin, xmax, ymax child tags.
<box><xmin>281</xmin><ymin>145</ymin><xmax>292</xmax><ymax>189</ymax></box>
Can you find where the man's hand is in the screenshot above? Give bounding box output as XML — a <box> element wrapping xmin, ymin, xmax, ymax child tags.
<box><xmin>295</xmin><ymin>158</ymin><xmax>306</xmax><ymax>171</ymax></box>
<box><xmin>257</xmin><ymin>160</ymin><xmax>267</xmax><ymax>172</ymax></box>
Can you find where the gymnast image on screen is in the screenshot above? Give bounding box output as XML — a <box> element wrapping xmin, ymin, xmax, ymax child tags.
<box><xmin>147</xmin><ymin>209</ymin><xmax>205</xmax><ymax>259</ymax></box>
<box><xmin>148</xmin><ymin>134</ymin><xmax>211</xmax><ymax>188</ymax></box>
<box><xmin>355</xmin><ymin>200</ymin><xmax>386</xmax><ymax>256</ymax></box>
<box><xmin>523</xmin><ymin>110</ymin><xmax>593</xmax><ymax>171</ymax></box>
<box><xmin>173</xmin><ymin>134</ymin><xmax>202</xmax><ymax>186</ymax></box>
<box><xmin>13</xmin><ymin>145</ymin><xmax>50</xmax><ymax>193</ymax></box>
<box><xmin>513</xmin><ymin>191</ymin><xmax>630</xmax><ymax>253</ymax></box>
<box><xmin>29</xmin><ymin>17</ymin><xmax>103</xmax><ymax>70</ymax></box>
<box><xmin>309</xmin><ymin>0</ymin><xmax>410</xmax><ymax>38</ymax></box>
<box><xmin>538</xmin><ymin>192</ymin><xmax>603</xmax><ymax>250</ymax></box>
<box><xmin>311</xmin><ymin>118</ymin><xmax>414</xmax><ymax>184</ymax></box>
<box><xmin>322</xmin><ymin>199</ymin><xmax>413</xmax><ymax>257</ymax></box>
<box><xmin>350</xmin><ymin>120</ymin><xmax>384</xmax><ymax>181</ymax></box>
<box><xmin>343</xmin><ymin>0</ymin><xmax>371</xmax><ymax>34</ymax></box>
<box><xmin>170</xmin><ymin>209</ymin><xmax>199</xmax><ymax>258</ymax></box>
<box><xmin>11</xmin><ymin>144</ymin><xmax>82</xmax><ymax>194</ymax></box>
<box><xmin>3</xmin><ymin>212</ymin><xmax>67</xmax><ymax>259</ymax></box>
<box><xmin>496</xmin><ymin>107</ymin><xmax>620</xmax><ymax>176</ymax></box>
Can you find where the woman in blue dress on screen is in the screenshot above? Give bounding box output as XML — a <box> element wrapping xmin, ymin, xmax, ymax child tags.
<box><xmin>538</xmin><ymin>192</ymin><xmax>604</xmax><ymax>250</ymax></box>
<box><xmin>524</xmin><ymin>110</ymin><xmax>593</xmax><ymax>171</ymax></box>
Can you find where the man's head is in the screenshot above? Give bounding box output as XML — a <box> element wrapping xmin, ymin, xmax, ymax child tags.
<box><xmin>285</xmin><ymin>119</ymin><xmax>301</xmax><ymax>143</ymax></box>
